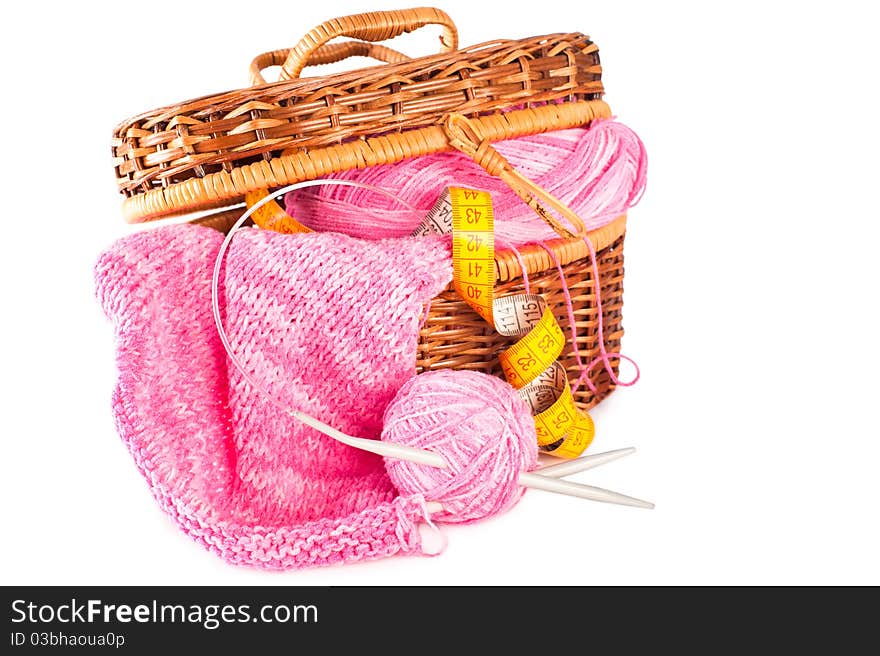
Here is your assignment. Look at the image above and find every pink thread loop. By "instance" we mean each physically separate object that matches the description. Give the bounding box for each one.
[535,235,640,397]
[574,353,641,395]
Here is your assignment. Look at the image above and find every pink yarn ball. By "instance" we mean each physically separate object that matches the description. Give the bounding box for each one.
[382,369,538,524]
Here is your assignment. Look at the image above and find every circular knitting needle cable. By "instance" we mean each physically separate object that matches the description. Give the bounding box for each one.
[211,181,653,509]
[211,180,441,467]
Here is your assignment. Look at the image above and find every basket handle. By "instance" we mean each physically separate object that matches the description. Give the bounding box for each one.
[249,40,411,86]
[275,7,458,80]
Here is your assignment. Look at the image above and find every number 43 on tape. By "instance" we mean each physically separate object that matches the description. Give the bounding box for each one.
[414,186,596,458]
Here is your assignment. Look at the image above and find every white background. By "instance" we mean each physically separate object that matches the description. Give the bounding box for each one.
[1,0,877,585]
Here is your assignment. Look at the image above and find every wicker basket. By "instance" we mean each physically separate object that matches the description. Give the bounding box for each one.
[111,7,628,410]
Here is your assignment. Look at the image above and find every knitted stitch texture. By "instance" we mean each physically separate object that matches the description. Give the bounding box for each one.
[96,223,452,569]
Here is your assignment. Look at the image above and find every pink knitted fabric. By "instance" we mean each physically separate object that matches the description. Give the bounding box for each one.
[96,223,452,569]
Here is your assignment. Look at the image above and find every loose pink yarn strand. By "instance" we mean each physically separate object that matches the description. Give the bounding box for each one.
[496,236,531,295]
[536,238,640,395]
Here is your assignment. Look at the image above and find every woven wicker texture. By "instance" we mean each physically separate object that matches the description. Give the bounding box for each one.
[113,27,603,222]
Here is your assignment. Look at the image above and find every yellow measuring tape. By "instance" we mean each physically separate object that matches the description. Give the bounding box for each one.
[425,186,595,458]
[450,188,495,324]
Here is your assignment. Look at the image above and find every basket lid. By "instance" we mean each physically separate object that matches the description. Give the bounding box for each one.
[112,8,608,224]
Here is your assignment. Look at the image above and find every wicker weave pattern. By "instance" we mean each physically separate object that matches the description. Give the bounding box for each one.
[113,33,602,212]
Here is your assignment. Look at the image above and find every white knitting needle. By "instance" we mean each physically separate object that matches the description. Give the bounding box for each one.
[294,411,444,467]
[294,412,653,509]
[538,447,636,478]
[530,447,651,510]
[519,472,653,509]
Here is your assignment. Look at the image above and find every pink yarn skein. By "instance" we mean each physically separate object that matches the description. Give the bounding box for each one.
[382,369,538,524]
[285,119,647,244]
